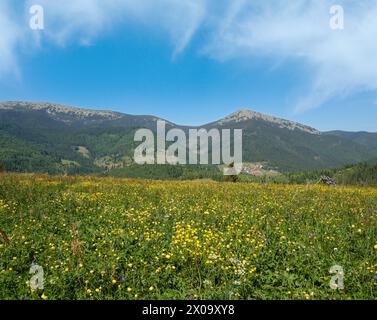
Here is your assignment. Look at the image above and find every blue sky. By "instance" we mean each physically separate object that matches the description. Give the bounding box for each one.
[1,0,377,131]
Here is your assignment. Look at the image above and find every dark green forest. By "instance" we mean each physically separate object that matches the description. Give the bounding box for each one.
[1,103,377,186]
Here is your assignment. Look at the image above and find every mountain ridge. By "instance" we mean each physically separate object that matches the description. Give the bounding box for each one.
[1,101,369,134]
[1,101,377,175]
[0,101,172,126]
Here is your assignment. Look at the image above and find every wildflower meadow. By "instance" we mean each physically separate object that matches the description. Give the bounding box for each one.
[0,174,376,300]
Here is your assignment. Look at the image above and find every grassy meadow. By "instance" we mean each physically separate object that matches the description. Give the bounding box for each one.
[0,173,376,300]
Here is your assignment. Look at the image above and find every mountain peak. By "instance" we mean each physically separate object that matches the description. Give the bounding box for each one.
[218,108,320,135]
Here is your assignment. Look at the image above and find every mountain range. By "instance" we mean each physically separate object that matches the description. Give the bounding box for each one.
[0,101,376,176]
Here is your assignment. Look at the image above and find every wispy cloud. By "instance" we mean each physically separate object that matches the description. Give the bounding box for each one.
[2,0,377,112]
[1,0,209,78]
[24,0,208,54]
[0,0,23,79]
[203,0,377,112]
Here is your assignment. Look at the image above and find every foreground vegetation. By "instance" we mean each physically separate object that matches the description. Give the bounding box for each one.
[0,174,376,300]
[286,161,377,186]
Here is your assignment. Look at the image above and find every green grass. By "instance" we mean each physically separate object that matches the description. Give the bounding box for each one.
[0,174,376,300]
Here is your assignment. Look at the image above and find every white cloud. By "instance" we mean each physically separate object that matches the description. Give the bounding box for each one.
[0,0,22,78]
[2,0,377,112]
[1,0,209,79]
[203,0,377,112]
[24,0,208,55]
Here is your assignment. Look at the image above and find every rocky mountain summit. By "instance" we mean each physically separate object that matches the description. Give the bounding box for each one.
[218,109,320,135]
